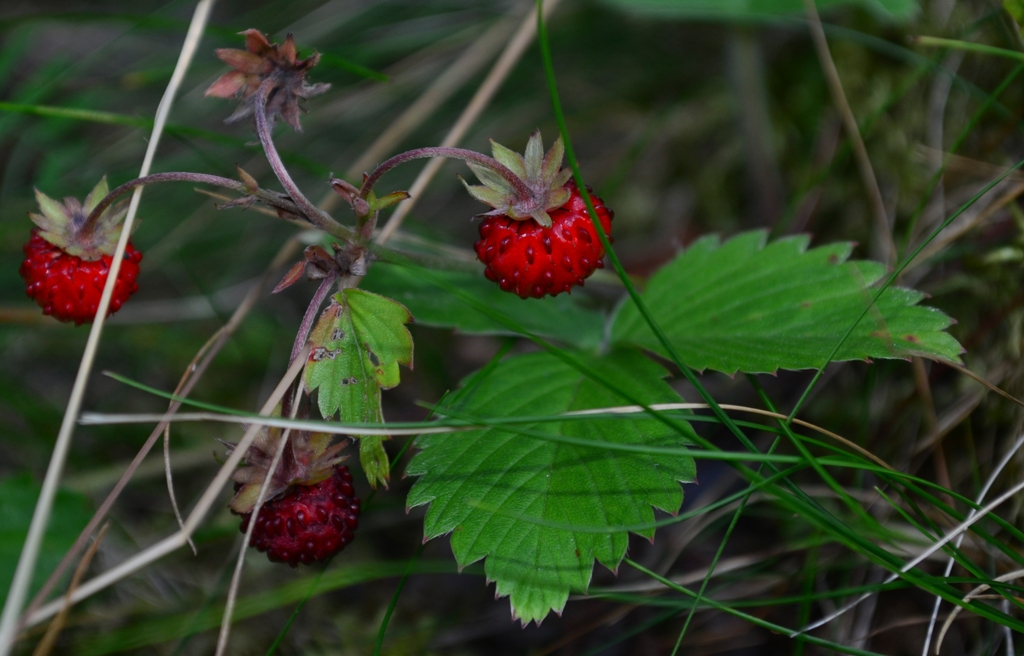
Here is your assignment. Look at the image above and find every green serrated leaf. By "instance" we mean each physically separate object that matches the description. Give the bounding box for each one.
[303,291,412,488]
[406,348,695,625]
[611,231,963,373]
[599,0,918,20]
[344,288,413,389]
[360,263,606,349]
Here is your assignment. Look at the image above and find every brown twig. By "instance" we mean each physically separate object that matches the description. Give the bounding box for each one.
[30,524,109,656]
[804,0,896,266]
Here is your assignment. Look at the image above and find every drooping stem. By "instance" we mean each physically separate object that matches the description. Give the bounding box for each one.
[252,80,346,237]
[86,172,284,222]
[359,147,531,201]
[289,270,339,369]
[84,170,359,243]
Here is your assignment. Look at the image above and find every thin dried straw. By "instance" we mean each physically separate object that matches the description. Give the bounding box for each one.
[0,2,216,651]
[793,474,1024,637]
[215,386,303,656]
[30,523,109,656]
[804,0,895,267]
[26,350,309,629]
[80,402,889,469]
[375,0,562,245]
[920,432,1024,655]
[20,236,301,631]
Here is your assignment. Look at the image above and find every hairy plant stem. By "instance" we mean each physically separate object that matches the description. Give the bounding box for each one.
[359,146,530,201]
[289,271,339,369]
[86,171,311,228]
[253,80,349,237]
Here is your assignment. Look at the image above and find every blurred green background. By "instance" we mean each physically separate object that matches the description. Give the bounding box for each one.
[3,0,1024,653]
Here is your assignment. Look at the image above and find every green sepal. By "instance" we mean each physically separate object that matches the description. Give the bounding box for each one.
[83,176,109,215]
[368,190,411,212]
[523,130,544,180]
[490,139,527,179]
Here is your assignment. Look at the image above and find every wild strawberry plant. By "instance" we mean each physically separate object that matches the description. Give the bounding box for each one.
[8,2,1017,653]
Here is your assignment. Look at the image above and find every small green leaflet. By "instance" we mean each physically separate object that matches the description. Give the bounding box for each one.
[599,0,918,20]
[305,289,413,487]
[406,349,695,625]
[611,232,962,374]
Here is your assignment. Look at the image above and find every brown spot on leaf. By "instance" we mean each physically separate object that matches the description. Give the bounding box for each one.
[311,346,341,361]
[367,350,381,367]
[904,335,920,343]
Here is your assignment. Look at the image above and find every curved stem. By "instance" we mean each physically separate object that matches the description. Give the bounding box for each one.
[253,80,346,236]
[360,147,530,201]
[289,271,338,368]
[84,170,359,243]
[87,172,307,223]
[87,172,255,223]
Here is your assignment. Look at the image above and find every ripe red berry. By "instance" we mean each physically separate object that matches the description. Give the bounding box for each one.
[460,132,614,298]
[236,465,360,567]
[474,181,613,298]
[20,230,142,325]
[20,177,142,324]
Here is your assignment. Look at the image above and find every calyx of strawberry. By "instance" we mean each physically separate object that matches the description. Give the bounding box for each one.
[461,131,572,228]
[29,177,131,261]
[226,423,348,514]
[205,29,329,131]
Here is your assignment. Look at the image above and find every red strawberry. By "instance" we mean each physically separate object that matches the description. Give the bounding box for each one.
[21,231,142,325]
[227,426,358,566]
[475,181,612,298]
[18,177,142,324]
[463,132,613,298]
[236,465,360,567]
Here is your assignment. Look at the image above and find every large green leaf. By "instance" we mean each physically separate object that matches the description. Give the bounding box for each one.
[0,474,91,596]
[611,232,962,374]
[406,349,695,625]
[599,0,918,20]
[304,289,413,487]
[360,263,605,349]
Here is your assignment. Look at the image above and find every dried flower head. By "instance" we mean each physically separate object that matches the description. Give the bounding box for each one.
[205,29,329,131]
[225,424,349,514]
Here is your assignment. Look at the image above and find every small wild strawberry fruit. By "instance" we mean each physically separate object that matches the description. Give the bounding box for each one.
[227,425,359,566]
[465,132,614,298]
[236,465,360,567]
[19,177,142,325]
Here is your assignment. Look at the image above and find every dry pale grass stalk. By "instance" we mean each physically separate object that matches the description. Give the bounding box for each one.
[29,523,109,656]
[19,235,301,634]
[804,0,896,267]
[0,2,216,651]
[920,431,1024,655]
[376,0,563,245]
[26,349,309,629]
[935,569,1024,653]
[215,386,303,656]
[795,474,1024,637]
[79,402,890,469]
